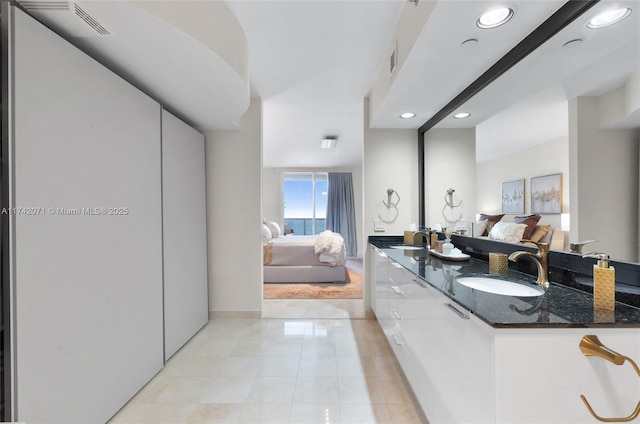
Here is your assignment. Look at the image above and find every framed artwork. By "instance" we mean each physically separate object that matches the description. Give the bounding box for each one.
[502,179,524,214]
[531,173,562,214]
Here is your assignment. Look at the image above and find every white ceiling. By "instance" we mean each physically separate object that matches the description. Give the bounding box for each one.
[367,0,566,129]
[19,0,640,167]
[18,0,250,130]
[225,0,405,168]
[228,0,569,167]
[440,0,640,163]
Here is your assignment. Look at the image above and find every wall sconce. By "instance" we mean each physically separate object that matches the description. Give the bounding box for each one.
[383,188,400,207]
[379,189,400,223]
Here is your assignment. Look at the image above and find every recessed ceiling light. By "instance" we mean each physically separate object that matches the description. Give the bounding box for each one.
[562,38,583,48]
[321,136,338,149]
[461,38,479,49]
[399,112,416,119]
[477,7,514,29]
[587,7,631,29]
[453,112,471,119]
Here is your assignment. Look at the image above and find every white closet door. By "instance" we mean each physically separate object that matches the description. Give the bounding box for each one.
[161,110,208,359]
[12,7,163,423]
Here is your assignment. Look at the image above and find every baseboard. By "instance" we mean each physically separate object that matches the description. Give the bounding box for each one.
[209,310,261,319]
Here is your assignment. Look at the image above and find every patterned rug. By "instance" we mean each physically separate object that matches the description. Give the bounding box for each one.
[263,259,363,299]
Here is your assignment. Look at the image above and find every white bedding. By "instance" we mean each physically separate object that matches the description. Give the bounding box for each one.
[267,233,346,266]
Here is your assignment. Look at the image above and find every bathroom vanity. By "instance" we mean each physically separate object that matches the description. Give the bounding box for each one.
[369,236,640,424]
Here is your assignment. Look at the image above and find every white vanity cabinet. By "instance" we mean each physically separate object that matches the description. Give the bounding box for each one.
[387,261,422,368]
[493,328,640,423]
[387,263,441,420]
[370,246,390,327]
[401,278,493,423]
[433,300,494,423]
[368,245,640,423]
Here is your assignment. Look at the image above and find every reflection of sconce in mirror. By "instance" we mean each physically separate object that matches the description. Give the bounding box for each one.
[378,188,400,223]
[442,188,463,232]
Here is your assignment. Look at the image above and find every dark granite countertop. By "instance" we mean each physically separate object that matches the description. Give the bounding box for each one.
[370,236,640,328]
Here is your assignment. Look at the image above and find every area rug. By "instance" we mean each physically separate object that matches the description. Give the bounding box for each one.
[263,260,363,299]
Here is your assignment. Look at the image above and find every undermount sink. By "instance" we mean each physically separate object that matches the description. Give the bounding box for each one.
[456,276,545,297]
[390,245,424,250]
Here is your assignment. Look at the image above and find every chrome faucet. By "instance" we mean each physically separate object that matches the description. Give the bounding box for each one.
[508,240,550,288]
[569,240,597,254]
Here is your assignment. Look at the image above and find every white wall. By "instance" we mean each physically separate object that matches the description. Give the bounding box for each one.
[363,101,419,240]
[476,136,569,231]
[363,99,418,315]
[423,128,476,228]
[262,168,282,224]
[570,96,639,262]
[205,98,263,317]
[262,165,364,257]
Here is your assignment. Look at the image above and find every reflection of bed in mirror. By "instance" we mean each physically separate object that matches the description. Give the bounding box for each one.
[456,217,565,251]
[263,233,347,283]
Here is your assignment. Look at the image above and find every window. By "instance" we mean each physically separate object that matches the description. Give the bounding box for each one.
[283,172,327,235]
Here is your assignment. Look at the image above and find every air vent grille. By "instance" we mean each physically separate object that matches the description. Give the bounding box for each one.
[74,3,110,36]
[389,44,397,76]
[20,1,69,11]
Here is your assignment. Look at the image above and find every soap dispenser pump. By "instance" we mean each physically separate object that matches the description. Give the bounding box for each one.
[583,253,615,311]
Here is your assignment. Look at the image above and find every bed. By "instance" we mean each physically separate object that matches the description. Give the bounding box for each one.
[464,214,564,250]
[263,231,347,283]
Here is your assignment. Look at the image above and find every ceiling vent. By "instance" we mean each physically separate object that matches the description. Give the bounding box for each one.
[20,1,69,11]
[389,44,397,76]
[18,1,111,37]
[73,3,110,36]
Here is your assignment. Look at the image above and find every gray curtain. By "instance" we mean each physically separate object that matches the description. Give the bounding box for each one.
[326,172,357,257]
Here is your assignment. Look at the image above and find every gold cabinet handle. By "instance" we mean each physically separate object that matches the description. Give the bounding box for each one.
[579,335,640,422]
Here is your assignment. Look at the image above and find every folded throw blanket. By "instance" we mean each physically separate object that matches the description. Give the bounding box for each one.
[314,230,346,265]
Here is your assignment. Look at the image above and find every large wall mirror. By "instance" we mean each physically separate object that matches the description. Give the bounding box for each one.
[423,1,640,264]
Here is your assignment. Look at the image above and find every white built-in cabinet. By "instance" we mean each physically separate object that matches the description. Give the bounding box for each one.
[370,244,640,424]
[161,110,208,360]
[9,7,207,423]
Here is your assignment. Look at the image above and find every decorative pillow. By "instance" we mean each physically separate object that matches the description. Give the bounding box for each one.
[513,214,542,240]
[488,222,527,243]
[530,224,551,243]
[478,213,504,236]
[263,242,272,265]
[262,224,272,243]
[265,221,281,238]
[473,220,488,237]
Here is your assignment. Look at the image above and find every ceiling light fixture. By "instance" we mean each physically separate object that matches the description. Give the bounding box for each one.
[587,7,631,29]
[453,112,471,119]
[477,7,514,29]
[562,38,583,48]
[321,136,338,149]
[461,38,479,49]
[399,112,416,119]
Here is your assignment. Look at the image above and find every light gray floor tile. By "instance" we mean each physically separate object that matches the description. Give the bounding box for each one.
[109,300,425,424]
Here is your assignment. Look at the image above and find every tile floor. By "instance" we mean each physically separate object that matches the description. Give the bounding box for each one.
[109,301,427,423]
[263,298,367,319]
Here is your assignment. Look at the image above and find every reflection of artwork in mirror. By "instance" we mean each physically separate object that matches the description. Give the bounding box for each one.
[502,179,524,214]
[531,173,562,214]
